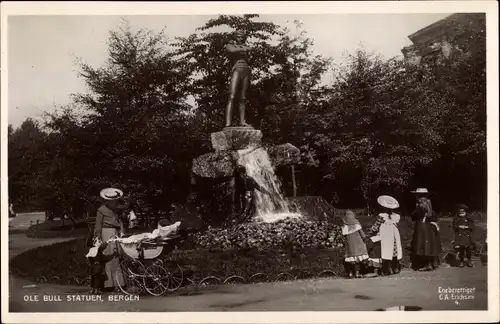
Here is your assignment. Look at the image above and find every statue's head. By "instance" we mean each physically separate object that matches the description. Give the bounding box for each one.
[237,166,247,177]
[234,30,247,43]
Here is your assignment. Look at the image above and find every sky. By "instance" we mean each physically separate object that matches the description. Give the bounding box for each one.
[7,13,450,128]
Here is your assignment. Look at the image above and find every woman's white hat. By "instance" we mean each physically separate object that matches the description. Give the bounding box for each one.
[100,188,124,200]
[410,188,429,194]
[377,195,400,209]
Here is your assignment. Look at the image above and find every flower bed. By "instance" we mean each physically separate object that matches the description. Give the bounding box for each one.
[194,218,346,250]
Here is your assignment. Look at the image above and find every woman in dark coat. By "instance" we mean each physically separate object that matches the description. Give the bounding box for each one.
[411,188,441,271]
[93,188,126,291]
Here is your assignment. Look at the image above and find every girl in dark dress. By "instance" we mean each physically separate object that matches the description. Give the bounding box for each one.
[341,210,369,278]
[452,204,475,267]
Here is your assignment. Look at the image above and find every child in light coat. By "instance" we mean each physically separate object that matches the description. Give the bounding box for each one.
[366,195,403,276]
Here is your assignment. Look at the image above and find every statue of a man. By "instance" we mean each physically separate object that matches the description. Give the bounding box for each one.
[225,30,251,128]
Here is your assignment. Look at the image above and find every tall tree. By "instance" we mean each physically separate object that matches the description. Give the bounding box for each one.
[8,118,51,210]
[303,50,443,206]
[414,13,486,209]
[47,20,197,211]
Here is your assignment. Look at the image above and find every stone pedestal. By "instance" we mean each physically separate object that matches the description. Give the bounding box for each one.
[211,127,263,151]
[190,174,235,227]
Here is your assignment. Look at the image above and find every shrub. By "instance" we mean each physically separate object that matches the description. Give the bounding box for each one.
[193,218,346,251]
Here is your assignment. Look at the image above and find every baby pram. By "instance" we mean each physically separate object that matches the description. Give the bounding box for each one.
[96,222,185,296]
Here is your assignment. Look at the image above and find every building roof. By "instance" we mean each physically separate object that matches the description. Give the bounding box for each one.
[408,13,458,45]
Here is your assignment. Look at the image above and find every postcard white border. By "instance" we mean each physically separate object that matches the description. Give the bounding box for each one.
[1,1,499,323]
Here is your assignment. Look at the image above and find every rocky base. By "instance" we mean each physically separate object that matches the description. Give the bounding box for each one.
[191,127,302,227]
[191,175,235,227]
[211,127,263,151]
[267,143,300,167]
[192,151,238,178]
[192,143,300,178]
[286,196,336,223]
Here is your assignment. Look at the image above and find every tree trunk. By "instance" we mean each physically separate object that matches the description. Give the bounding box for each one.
[291,164,297,197]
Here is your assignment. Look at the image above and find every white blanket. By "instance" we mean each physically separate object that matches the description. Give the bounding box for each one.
[108,221,181,244]
[85,237,103,258]
[86,222,181,257]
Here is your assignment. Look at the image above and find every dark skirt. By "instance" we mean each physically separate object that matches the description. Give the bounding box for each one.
[454,229,473,247]
[366,240,382,268]
[412,222,441,257]
[345,231,368,258]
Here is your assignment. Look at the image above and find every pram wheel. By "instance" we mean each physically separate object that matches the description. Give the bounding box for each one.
[116,258,145,296]
[163,261,184,291]
[143,264,169,296]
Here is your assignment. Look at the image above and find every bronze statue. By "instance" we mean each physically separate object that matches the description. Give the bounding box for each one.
[225,31,251,128]
[235,166,270,221]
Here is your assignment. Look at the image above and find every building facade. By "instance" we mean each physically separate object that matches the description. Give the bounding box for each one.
[401,13,486,65]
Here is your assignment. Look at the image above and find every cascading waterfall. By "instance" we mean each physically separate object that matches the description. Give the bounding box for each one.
[237,146,302,223]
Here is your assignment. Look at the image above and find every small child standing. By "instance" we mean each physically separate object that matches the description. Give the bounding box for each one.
[86,237,108,294]
[452,204,475,267]
[341,210,369,278]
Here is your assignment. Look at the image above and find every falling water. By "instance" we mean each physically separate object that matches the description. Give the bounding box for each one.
[237,147,302,223]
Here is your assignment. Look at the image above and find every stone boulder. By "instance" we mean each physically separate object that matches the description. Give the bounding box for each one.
[211,127,263,151]
[192,142,300,178]
[267,143,301,167]
[286,196,337,223]
[191,151,238,178]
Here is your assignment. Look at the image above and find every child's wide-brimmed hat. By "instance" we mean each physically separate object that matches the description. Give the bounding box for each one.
[341,210,360,225]
[456,203,469,211]
[410,188,431,195]
[377,195,400,209]
[100,188,124,201]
